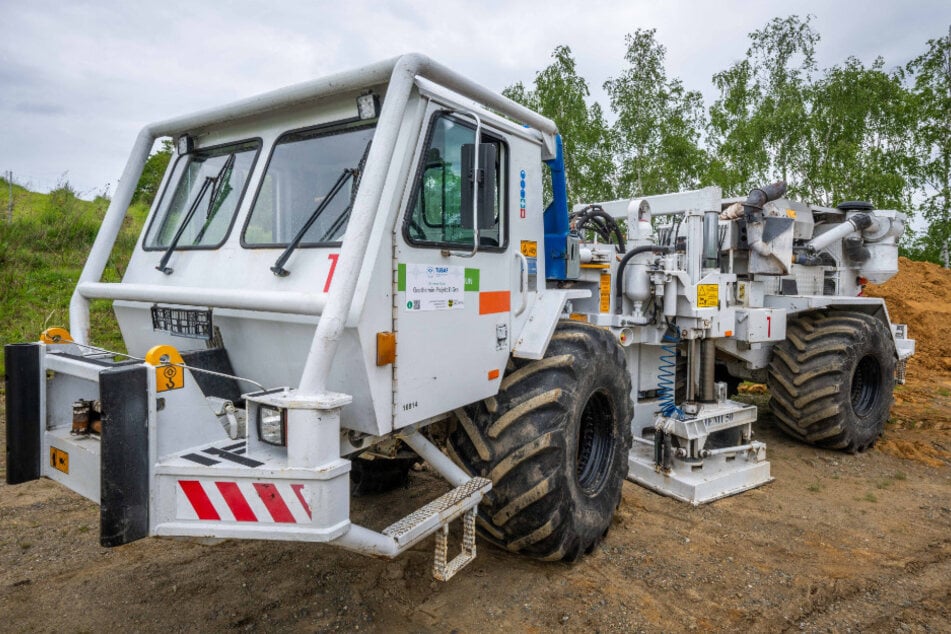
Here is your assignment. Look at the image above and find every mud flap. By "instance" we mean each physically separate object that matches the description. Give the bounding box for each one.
[4,343,42,485]
[99,365,150,547]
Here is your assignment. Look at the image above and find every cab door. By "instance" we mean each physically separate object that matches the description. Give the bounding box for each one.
[393,109,516,427]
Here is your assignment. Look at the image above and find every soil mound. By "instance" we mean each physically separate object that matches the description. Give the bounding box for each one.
[865,257,951,376]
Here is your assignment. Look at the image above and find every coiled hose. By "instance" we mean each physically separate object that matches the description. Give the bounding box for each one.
[658,329,684,419]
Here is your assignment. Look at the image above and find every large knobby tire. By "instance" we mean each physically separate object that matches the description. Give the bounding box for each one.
[767,311,896,452]
[446,320,633,561]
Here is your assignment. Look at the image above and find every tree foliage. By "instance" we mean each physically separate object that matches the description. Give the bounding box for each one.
[133,139,173,205]
[503,18,949,258]
[905,28,951,262]
[804,56,919,209]
[502,46,614,205]
[707,15,819,196]
[605,29,708,196]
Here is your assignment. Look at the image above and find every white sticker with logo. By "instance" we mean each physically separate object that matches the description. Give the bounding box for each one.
[405,264,465,311]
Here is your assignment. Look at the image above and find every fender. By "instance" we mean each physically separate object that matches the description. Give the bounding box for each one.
[511,288,591,360]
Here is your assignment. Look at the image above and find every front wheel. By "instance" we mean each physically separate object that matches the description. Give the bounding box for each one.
[446,321,633,561]
[767,311,896,452]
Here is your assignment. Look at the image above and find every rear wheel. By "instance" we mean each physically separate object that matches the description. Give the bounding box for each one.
[767,311,896,452]
[447,320,633,561]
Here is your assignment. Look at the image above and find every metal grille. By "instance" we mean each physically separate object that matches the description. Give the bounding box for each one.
[151,306,213,339]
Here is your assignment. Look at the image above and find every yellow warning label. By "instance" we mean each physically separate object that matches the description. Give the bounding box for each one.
[50,447,69,474]
[520,240,537,258]
[600,273,612,313]
[157,364,184,392]
[697,284,719,308]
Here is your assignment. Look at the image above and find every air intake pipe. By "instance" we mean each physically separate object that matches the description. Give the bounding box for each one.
[743,180,788,223]
[807,213,873,253]
[793,213,876,266]
[744,181,790,274]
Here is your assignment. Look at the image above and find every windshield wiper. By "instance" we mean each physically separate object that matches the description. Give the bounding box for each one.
[319,203,352,242]
[193,153,235,245]
[270,168,357,277]
[156,154,236,275]
[318,140,371,243]
[155,176,214,274]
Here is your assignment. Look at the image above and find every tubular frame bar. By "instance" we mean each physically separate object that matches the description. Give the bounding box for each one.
[77,282,327,316]
[69,55,558,399]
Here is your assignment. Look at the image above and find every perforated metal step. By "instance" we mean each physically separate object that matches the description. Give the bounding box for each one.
[382,476,491,547]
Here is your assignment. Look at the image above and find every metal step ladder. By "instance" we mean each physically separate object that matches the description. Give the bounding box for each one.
[382,476,490,580]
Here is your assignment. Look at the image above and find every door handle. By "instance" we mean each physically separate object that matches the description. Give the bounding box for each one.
[514,252,528,317]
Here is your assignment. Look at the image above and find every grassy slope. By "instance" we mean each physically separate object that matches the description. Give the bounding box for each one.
[0,179,147,375]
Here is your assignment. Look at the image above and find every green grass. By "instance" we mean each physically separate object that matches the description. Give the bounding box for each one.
[0,178,147,375]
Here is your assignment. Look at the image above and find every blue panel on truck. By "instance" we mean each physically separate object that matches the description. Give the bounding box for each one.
[543,134,570,280]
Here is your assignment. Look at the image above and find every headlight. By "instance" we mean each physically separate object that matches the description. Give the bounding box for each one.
[257,406,287,446]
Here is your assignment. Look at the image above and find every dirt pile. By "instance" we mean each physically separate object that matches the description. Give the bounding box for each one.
[863,257,951,438]
[865,257,951,376]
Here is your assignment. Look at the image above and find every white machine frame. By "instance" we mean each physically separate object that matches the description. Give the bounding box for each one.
[6,54,916,581]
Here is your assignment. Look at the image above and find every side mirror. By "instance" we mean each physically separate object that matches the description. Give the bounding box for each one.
[460,143,497,230]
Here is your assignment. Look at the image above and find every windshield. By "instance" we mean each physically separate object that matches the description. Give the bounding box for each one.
[145,140,260,249]
[243,123,375,246]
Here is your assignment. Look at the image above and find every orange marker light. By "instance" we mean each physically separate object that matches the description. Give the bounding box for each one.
[376,332,396,366]
[488,369,500,381]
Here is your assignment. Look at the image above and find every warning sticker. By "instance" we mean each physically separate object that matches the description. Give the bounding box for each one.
[404,264,465,311]
[599,273,612,313]
[50,447,69,474]
[697,284,719,308]
[157,364,184,392]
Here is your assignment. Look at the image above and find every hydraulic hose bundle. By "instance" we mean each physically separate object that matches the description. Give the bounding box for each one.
[570,205,625,252]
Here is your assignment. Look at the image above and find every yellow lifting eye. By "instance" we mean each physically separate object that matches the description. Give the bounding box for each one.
[145,344,186,392]
[40,327,74,344]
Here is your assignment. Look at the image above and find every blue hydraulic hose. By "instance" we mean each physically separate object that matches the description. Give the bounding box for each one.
[658,330,684,419]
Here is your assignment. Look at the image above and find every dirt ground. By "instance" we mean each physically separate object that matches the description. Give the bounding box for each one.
[2,259,950,633]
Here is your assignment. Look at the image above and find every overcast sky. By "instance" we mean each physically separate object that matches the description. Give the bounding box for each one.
[1,0,948,199]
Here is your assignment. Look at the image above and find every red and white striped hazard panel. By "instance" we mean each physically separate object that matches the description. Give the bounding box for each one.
[177,480,312,523]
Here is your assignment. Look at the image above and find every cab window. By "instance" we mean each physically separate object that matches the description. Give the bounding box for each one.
[243,123,374,246]
[145,140,260,249]
[404,113,506,249]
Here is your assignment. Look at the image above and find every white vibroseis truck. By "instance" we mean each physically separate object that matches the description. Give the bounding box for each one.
[5,54,914,580]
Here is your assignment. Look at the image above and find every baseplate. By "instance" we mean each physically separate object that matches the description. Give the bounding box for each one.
[627,442,772,505]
